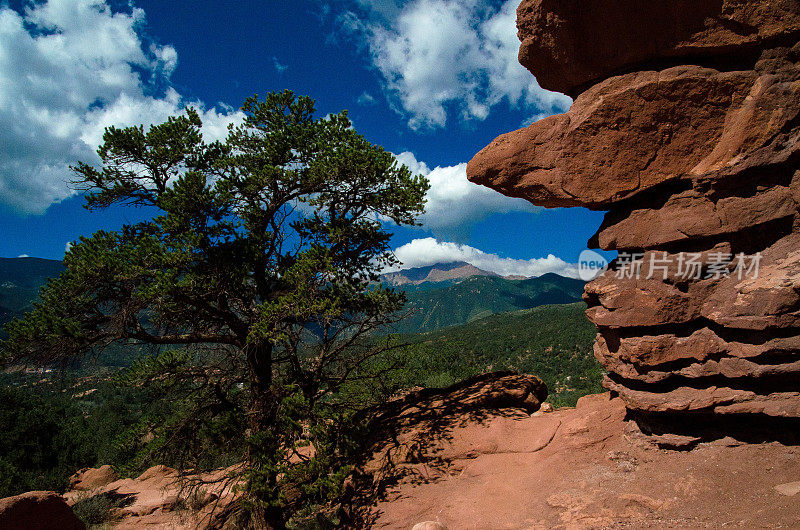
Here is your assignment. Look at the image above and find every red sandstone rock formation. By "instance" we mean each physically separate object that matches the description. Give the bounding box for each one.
[61,464,241,529]
[468,0,800,435]
[517,0,800,97]
[69,465,118,492]
[7,377,798,528]
[0,491,85,530]
[48,374,543,529]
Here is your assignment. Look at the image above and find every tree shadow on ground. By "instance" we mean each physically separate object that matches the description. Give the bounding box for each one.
[342,371,546,528]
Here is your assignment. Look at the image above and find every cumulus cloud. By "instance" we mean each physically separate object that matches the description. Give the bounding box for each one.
[394,151,537,240]
[0,0,243,214]
[390,238,579,278]
[340,0,571,129]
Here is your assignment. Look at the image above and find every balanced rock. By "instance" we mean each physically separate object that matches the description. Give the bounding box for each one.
[468,0,800,438]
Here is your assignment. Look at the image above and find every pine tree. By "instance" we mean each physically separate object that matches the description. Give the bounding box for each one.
[1,90,428,527]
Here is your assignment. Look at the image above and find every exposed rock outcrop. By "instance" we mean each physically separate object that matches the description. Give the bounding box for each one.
[62,464,241,529]
[517,0,800,97]
[0,491,85,530]
[69,465,118,491]
[468,0,800,437]
[9,373,544,529]
[370,393,800,528]
[8,382,799,528]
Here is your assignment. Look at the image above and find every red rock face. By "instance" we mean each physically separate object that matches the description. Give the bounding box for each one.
[517,0,800,97]
[68,464,118,491]
[468,0,800,432]
[0,491,85,530]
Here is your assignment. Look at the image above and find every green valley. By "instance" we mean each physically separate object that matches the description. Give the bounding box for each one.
[395,302,602,407]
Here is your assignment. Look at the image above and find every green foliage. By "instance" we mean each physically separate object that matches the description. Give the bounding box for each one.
[394,303,604,407]
[71,493,128,526]
[0,89,604,525]
[115,348,191,387]
[0,382,79,497]
[0,373,153,498]
[0,303,603,515]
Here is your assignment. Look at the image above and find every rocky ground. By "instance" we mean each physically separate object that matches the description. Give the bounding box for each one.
[2,382,798,529]
[369,392,800,529]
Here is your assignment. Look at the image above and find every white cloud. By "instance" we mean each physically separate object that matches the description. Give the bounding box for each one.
[341,0,571,129]
[390,238,579,278]
[0,0,243,215]
[394,151,538,240]
[357,91,376,105]
[17,254,29,258]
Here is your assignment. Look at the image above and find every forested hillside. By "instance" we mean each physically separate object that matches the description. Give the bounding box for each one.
[0,300,603,498]
[0,258,64,335]
[396,302,602,406]
[393,273,585,333]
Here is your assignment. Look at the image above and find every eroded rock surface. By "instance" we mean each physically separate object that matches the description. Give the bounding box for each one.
[62,464,240,529]
[468,0,800,436]
[69,465,118,491]
[7,383,799,528]
[0,491,85,530]
[517,0,800,96]
[369,393,800,528]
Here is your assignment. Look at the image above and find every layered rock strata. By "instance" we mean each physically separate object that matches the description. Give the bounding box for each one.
[468,0,800,435]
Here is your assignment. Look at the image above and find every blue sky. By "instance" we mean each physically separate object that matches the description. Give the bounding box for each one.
[0,0,608,277]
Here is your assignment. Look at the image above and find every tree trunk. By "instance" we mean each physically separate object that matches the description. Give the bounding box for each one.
[244,340,286,529]
[246,340,275,430]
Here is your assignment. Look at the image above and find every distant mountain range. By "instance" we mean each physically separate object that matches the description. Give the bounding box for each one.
[0,257,64,335]
[0,257,585,341]
[381,261,528,286]
[382,261,499,286]
[382,262,585,333]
